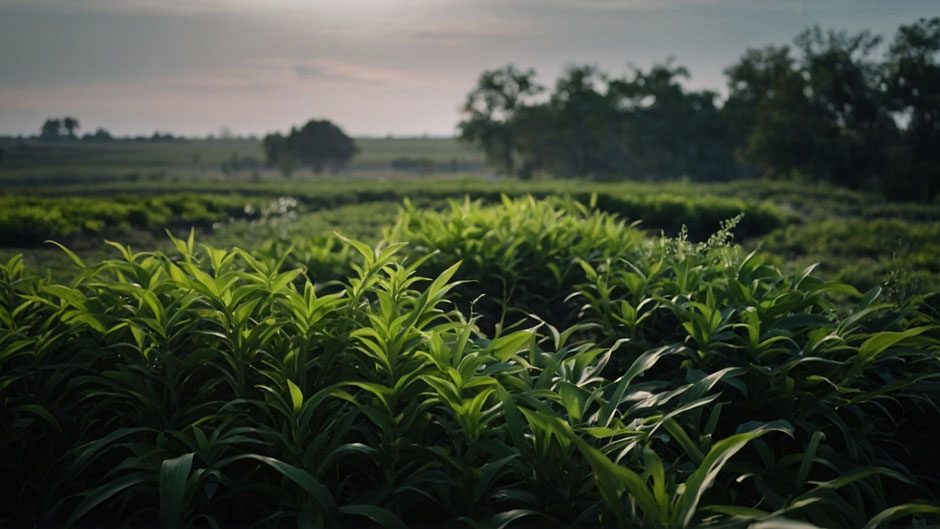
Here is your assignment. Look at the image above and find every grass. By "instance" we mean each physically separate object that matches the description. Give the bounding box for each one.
[1,196,938,528]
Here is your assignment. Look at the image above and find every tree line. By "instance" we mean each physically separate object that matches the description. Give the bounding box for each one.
[459,18,940,200]
[37,117,115,142]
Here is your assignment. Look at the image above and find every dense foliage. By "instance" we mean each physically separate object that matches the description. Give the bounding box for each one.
[460,18,940,200]
[2,198,938,528]
[4,177,938,295]
[262,120,358,176]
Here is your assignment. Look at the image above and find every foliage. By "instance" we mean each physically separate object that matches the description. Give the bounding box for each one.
[39,117,81,141]
[262,120,358,175]
[2,198,938,528]
[0,194,298,247]
[458,17,940,200]
[760,218,940,295]
[458,65,543,177]
[883,17,940,199]
[459,63,735,181]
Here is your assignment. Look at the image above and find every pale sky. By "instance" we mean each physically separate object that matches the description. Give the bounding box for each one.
[1,0,938,137]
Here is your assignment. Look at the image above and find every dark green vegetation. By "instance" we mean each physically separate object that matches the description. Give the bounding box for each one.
[459,18,940,200]
[1,165,937,296]
[262,120,358,176]
[2,196,939,528]
[2,17,938,525]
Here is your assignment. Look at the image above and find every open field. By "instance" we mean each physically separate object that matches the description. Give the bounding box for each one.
[0,137,487,185]
[2,139,939,528]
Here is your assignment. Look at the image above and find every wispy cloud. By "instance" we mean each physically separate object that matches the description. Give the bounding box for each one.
[0,0,222,15]
[503,0,804,12]
[290,60,421,86]
[293,63,382,85]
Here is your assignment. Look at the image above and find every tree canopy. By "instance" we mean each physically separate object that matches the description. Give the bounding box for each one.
[39,117,81,141]
[458,17,940,200]
[262,119,357,176]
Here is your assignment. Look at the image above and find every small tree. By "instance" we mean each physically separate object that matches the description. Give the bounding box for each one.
[40,119,63,141]
[63,117,80,139]
[262,120,357,175]
[458,65,543,177]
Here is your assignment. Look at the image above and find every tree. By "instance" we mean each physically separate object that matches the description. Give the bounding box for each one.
[610,62,736,180]
[292,120,357,173]
[465,62,736,181]
[458,65,543,176]
[262,120,357,176]
[794,27,895,188]
[262,133,294,176]
[547,65,620,177]
[39,119,63,141]
[724,27,896,189]
[884,17,940,198]
[722,45,797,167]
[63,117,80,139]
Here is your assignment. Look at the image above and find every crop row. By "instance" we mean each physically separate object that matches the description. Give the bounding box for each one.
[0,194,299,247]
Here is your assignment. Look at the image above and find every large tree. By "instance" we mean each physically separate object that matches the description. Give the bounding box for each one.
[39,119,63,141]
[63,117,80,139]
[458,65,543,177]
[724,27,896,188]
[884,17,940,198]
[611,62,736,180]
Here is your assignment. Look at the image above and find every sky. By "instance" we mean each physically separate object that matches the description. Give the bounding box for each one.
[1,0,938,138]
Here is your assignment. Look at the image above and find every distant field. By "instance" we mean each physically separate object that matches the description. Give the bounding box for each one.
[0,137,487,185]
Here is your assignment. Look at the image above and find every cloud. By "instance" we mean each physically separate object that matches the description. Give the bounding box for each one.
[0,0,221,15]
[413,30,479,42]
[293,63,383,85]
[501,0,811,12]
[291,60,412,86]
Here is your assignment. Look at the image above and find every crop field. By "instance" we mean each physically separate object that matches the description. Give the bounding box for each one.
[0,137,487,186]
[2,140,940,528]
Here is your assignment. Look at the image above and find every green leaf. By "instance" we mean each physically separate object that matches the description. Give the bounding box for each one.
[599,343,673,427]
[339,504,409,529]
[551,412,659,525]
[673,420,793,528]
[66,473,150,528]
[751,518,825,529]
[45,240,86,269]
[160,453,195,529]
[796,431,824,490]
[458,509,541,529]
[486,330,533,362]
[858,327,934,366]
[287,379,304,414]
[861,502,940,529]
[238,454,336,513]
